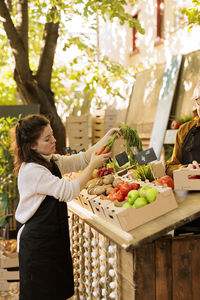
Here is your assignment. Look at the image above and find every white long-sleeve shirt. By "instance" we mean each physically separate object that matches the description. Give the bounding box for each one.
[16,152,88,250]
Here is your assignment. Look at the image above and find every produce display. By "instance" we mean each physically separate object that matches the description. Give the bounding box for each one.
[69,125,179,231]
[85,174,121,195]
[92,167,114,178]
[95,125,143,169]
[124,186,159,208]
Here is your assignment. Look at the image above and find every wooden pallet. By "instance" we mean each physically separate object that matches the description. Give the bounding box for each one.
[0,252,19,292]
[66,115,89,152]
[92,108,117,144]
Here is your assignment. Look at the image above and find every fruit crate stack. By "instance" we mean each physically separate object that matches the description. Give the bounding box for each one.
[92,108,117,145]
[0,239,19,292]
[66,115,89,152]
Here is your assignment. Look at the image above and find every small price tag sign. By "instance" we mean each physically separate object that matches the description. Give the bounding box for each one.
[115,151,129,167]
[135,147,157,165]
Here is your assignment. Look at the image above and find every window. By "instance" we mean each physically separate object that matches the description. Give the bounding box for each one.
[157,0,165,39]
[132,14,139,53]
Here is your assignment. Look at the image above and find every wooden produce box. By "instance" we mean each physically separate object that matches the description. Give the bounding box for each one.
[66,115,89,152]
[92,108,117,144]
[0,251,19,292]
[173,168,200,190]
[103,185,178,232]
[0,252,19,269]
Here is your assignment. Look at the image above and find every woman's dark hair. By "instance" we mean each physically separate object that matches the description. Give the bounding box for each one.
[11,114,53,175]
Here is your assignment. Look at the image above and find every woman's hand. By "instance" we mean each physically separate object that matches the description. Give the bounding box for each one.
[104,128,121,142]
[188,160,200,169]
[77,151,112,191]
[89,151,111,169]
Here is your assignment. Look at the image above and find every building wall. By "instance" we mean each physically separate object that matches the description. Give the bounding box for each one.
[99,0,200,69]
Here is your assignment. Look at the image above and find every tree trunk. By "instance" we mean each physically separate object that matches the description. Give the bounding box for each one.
[15,72,66,154]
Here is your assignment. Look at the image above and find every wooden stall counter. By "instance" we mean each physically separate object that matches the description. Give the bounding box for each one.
[69,191,200,250]
[68,191,200,300]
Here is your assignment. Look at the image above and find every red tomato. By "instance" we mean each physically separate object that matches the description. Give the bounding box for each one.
[130,182,140,190]
[170,120,181,130]
[112,192,125,202]
[116,181,125,190]
[160,175,174,189]
[109,193,116,201]
[109,188,119,195]
[152,178,165,186]
[120,182,133,196]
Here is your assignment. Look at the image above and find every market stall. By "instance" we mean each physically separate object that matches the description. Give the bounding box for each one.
[68,191,200,300]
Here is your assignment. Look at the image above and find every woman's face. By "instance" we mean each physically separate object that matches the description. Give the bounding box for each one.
[31,124,56,155]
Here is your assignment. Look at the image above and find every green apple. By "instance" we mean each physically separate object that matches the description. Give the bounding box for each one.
[122,202,132,208]
[127,190,140,205]
[145,188,159,203]
[134,197,148,209]
[139,186,151,198]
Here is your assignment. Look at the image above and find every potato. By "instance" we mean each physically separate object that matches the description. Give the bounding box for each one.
[112,177,123,188]
[92,169,99,179]
[87,187,96,195]
[85,178,99,188]
[87,182,98,190]
[103,174,114,185]
[106,186,114,195]
[93,186,106,195]
[96,178,104,185]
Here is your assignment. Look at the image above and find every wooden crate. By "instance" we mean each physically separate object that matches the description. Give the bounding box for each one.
[92,108,117,144]
[0,251,19,292]
[66,115,89,152]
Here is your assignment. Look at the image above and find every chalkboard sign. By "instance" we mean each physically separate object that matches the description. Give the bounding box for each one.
[115,151,129,167]
[150,55,182,159]
[135,147,157,165]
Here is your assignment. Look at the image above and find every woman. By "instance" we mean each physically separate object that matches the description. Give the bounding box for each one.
[166,82,200,234]
[12,114,120,300]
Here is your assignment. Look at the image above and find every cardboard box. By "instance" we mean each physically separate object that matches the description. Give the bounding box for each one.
[79,189,96,212]
[71,196,83,207]
[89,197,110,218]
[102,185,178,232]
[173,168,200,190]
[150,161,166,179]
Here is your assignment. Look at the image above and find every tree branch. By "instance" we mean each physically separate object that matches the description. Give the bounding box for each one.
[0,0,31,81]
[36,21,59,91]
[16,0,29,54]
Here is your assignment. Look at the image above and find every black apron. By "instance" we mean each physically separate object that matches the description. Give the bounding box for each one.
[19,160,74,300]
[175,125,200,235]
